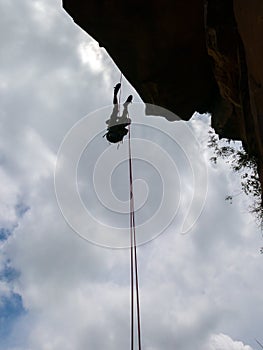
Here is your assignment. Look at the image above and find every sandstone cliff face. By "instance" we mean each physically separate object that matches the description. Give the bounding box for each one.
[63,0,263,195]
[233,0,263,189]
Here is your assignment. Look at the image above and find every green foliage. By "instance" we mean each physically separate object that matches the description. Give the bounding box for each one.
[208,130,263,230]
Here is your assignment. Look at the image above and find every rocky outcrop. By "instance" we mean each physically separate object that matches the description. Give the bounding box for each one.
[233,0,263,189]
[205,0,263,192]
[63,0,263,196]
[63,0,218,119]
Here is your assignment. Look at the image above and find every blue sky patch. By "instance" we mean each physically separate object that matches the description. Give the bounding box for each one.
[0,261,20,283]
[15,202,30,218]
[0,292,26,339]
[0,228,12,241]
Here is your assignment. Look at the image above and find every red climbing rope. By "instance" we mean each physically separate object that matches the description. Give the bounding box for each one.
[115,74,141,349]
[128,125,142,350]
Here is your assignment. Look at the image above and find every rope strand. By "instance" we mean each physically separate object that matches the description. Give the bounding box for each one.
[129,124,134,350]
[128,125,142,350]
[117,76,141,349]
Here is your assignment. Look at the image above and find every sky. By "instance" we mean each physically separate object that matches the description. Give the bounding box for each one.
[0,0,263,349]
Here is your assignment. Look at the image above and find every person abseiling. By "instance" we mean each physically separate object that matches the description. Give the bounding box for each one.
[104,83,133,144]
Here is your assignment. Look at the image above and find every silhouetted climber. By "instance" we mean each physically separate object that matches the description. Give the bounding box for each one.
[103,83,132,143]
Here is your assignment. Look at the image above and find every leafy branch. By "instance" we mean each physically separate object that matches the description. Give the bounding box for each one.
[208,130,263,230]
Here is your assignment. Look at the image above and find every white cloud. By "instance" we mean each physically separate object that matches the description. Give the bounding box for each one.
[0,1,262,350]
[207,333,253,350]
[0,168,18,228]
[78,41,104,72]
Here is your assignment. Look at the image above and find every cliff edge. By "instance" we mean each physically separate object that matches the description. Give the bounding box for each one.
[63,0,263,198]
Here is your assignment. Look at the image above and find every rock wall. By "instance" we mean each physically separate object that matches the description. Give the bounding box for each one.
[63,0,218,120]
[63,0,263,195]
[234,0,263,189]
